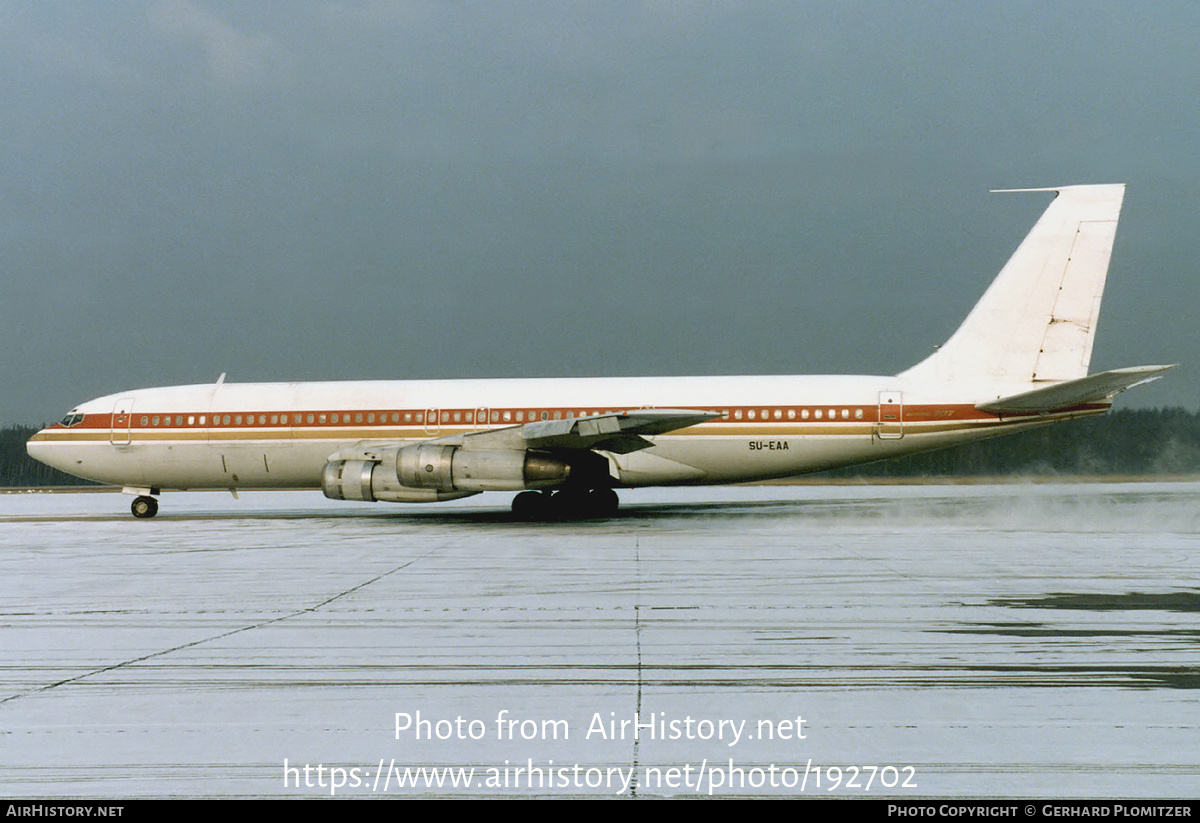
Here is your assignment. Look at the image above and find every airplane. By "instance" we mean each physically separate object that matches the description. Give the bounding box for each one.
[27,183,1174,520]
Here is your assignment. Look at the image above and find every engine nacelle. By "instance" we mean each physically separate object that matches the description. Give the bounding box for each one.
[321,458,478,503]
[396,444,572,492]
[322,445,592,503]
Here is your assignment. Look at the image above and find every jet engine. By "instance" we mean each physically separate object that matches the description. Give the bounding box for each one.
[322,444,596,503]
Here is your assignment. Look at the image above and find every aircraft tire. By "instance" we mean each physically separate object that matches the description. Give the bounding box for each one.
[513,488,619,520]
[550,488,590,519]
[587,487,619,517]
[131,495,159,519]
[511,490,550,520]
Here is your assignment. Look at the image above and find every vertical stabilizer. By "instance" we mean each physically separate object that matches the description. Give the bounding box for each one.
[900,184,1125,386]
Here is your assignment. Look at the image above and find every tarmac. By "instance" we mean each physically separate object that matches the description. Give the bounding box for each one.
[2,482,1198,797]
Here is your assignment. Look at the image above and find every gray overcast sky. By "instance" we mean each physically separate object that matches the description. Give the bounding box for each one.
[3,1,1197,424]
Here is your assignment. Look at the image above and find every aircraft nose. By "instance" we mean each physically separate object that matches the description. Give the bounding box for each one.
[26,430,63,471]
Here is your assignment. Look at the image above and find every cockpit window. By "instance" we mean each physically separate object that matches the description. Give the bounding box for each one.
[59,411,85,427]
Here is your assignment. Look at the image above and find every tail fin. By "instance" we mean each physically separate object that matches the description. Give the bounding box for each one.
[901,184,1125,386]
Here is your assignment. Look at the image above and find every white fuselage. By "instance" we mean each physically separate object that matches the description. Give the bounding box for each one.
[26,373,1100,493]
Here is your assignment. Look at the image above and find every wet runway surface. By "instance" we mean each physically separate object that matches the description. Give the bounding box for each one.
[2,483,1199,797]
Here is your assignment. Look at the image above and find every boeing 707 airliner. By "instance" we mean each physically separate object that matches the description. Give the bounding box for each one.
[27,184,1174,518]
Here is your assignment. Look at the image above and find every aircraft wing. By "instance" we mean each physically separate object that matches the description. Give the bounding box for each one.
[474,408,723,454]
[976,365,1177,415]
[327,408,723,464]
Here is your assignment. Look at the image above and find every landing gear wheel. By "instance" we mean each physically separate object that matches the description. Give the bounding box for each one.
[512,488,620,520]
[587,487,619,517]
[512,490,550,520]
[131,495,159,519]
[550,488,589,519]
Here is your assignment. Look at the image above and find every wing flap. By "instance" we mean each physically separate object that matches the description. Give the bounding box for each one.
[518,408,722,453]
[976,365,1177,415]
[446,408,721,454]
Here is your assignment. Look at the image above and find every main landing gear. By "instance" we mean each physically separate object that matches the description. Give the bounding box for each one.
[511,487,619,520]
[131,495,159,519]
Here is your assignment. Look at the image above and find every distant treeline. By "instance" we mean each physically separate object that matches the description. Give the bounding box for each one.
[3,408,1200,487]
[819,407,1200,479]
[1,425,100,486]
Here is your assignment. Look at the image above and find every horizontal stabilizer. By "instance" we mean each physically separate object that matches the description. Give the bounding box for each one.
[976,365,1177,415]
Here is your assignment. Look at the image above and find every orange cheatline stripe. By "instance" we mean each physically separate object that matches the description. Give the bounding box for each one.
[40,401,1108,442]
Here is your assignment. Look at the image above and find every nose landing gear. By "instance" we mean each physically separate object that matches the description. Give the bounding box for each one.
[131,495,159,519]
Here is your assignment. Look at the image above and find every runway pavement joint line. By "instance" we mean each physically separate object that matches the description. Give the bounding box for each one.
[0,544,446,705]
